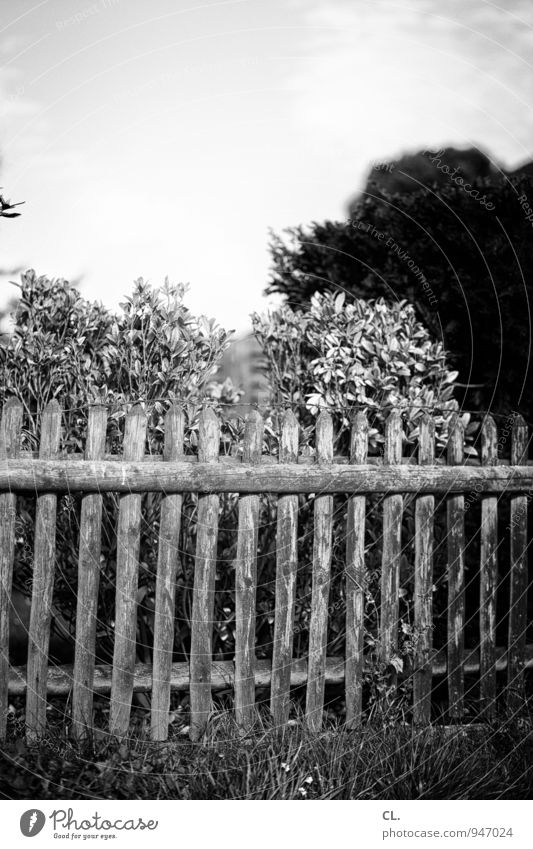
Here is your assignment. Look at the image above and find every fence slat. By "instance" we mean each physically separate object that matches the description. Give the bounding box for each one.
[72,405,108,740]
[413,414,435,725]
[271,410,299,728]
[345,411,368,728]
[0,399,23,740]
[109,404,147,737]
[447,413,466,720]
[151,405,185,740]
[190,408,220,741]
[26,401,62,741]
[507,414,528,711]
[479,415,498,720]
[305,412,334,731]
[380,411,403,679]
[235,410,264,731]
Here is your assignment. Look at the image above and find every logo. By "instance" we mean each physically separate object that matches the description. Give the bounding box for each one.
[20,810,46,837]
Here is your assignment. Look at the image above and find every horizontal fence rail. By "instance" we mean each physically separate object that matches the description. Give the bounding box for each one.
[1,461,533,493]
[0,399,531,743]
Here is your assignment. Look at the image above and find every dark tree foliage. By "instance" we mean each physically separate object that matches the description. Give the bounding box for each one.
[266,158,533,417]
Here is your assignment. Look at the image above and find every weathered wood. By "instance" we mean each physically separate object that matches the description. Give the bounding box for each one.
[380,411,403,675]
[235,411,264,731]
[109,405,147,737]
[71,406,107,740]
[507,414,529,710]
[305,412,334,731]
[446,414,466,720]
[479,416,498,721]
[345,411,368,728]
[26,401,62,741]
[0,398,23,740]
[413,415,435,725]
[271,410,299,728]
[3,460,533,494]
[9,644,533,696]
[189,408,220,741]
[151,405,185,740]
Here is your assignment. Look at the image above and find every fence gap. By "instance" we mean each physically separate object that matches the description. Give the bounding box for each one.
[305,411,334,732]
[380,410,403,686]
[235,410,264,732]
[26,400,62,741]
[345,410,368,728]
[413,414,435,725]
[109,404,148,737]
[72,405,108,740]
[0,399,23,741]
[479,415,498,721]
[189,408,220,741]
[507,414,529,711]
[271,409,299,729]
[151,404,185,741]
[446,413,466,720]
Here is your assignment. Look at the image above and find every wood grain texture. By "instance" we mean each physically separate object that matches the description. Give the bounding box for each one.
[305,412,334,731]
[380,411,403,677]
[345,411,368,728]
[446,414,466,720]
[0,399,23,740]
[151,405,185,740]
[2,460,533,494]
[9,645,533,696]
[109,404,147,737]
[235,410,264,731]
[479,416,498,721]
[26,401,62,741]
[189,408,220,741]
[270,410,299,728]
[72,406,107,740]
[413,415,435,725]
[507,415,529,710]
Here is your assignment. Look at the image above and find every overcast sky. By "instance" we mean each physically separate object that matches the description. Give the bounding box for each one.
[1,0,533,334]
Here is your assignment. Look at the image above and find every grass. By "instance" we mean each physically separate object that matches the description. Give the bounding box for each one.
[1,704,532,800]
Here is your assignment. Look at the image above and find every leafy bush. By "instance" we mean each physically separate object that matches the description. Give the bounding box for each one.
[1,271,243,666]
[253,291,461,452]
[0,270,238,450]
[251,292,467,694]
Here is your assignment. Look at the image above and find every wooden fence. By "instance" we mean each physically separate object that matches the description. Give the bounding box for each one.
[0,398,531,742]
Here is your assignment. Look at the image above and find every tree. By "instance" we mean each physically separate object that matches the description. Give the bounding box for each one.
[266,150,533,417]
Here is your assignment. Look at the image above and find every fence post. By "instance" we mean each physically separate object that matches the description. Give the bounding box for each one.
[446,413,466,720]
[507,414,528,711]
[380,411,403,682]
[151,404,185,740]
[305,411,333,732]
[0,398,23,741]
[26,400,62,741]
[72,405,108,740]
[479,415,498,721]
[109,403,147,737]
[235,410,264,732]
[345,410,368,728]
[413,413,435,725]
[190,408,220,741]
[271,410,299,729]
